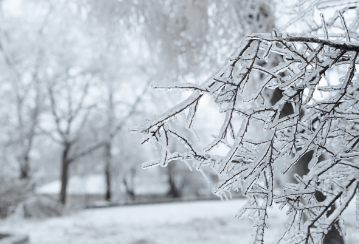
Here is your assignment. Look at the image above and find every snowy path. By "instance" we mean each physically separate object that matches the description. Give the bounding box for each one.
[0,199,358,244]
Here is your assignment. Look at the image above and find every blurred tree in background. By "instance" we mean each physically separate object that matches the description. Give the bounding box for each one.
[0,0,277,216]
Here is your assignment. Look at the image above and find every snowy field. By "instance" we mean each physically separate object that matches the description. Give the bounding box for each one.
[1,199,359,244]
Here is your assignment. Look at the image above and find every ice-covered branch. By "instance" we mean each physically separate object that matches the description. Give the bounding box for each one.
[133,11,359,243]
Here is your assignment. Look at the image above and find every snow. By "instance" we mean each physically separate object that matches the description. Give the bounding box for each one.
[1,199,358,244]
[134,177,169,196]
[0,199,258,244]
[35,174,169,196]
[36,175,106,195]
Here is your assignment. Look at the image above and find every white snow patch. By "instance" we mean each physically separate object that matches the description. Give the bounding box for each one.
[36,175,105,195]
[2,199,358,244]
[36,174,169,196]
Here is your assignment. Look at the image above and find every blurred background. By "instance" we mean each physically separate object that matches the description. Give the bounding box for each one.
[0,0,277,213]
[1,0,358,243]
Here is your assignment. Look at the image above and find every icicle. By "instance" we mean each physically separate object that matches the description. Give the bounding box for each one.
[188,126,200,142]
[308,155,318,169]
[149,139,158,149]
[227,190,233,199]
[337,218,346,237]
[198,168,210,183]
[183,159,193,171]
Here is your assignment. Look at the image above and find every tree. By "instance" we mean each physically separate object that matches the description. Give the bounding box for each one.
[136,0,275,81]
[0,0,49,180]
[133,2,359,244]
[32,0,150,204]
[44,74,105,204]
[101,76,150,201]
[80,0,277,202]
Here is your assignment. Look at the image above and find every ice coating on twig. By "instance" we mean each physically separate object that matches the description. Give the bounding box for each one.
[133,9,359,244]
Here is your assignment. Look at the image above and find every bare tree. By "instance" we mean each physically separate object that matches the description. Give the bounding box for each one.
[43,74,104,204]
[3,57,42,180]
[102,78,150,201]
[0,6,49,179]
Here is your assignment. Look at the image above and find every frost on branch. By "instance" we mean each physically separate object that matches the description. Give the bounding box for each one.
[132,14,359,244]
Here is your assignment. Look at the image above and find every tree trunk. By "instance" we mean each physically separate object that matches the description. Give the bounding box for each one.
[59,143,71,205]
[19,154,30,180]
[166,163,181,198]
[123,171,135,201]
[104,142,112,201]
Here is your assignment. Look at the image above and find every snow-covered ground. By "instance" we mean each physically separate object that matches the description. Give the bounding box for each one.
[1,199,359,244]
[36,174,169,197]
